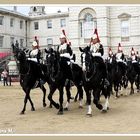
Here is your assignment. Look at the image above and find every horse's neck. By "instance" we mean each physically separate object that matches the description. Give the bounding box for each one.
[19,60,29,73]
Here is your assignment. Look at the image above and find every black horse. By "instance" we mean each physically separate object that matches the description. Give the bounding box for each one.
[12,44,50,114]
[45,48,83,115]
[125,58,137,95]
[132,61,140,92]
[109,55,126,98]
[79,46,110,117]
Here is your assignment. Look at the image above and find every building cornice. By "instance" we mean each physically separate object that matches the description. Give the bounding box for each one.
[0,8,69,21]
[29,12,69,20]
[0,8,30,20]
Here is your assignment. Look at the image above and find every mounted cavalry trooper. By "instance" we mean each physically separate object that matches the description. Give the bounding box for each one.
[116,43,125,63]
[28,36,45,85]
[90,29,104,57]
[28,36,41,63]
[131,47,137,63]
[136,51,139,59]
[90,28,109,88]
[58,30,76,103]
[59,30,74,64]
[115,43,126,76]
[107,47,113,63]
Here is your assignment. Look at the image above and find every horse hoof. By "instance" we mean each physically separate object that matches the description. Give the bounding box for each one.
[56,103,60,109]
[79,106,83,109]
[97,104,103,110]
[86,114,92,117]
[70,97,74,100]
[102,109,107,113]
[49,105,53,108]
[31,108,35,111]
[43,103,47,107]
[64,108,68,111]
[115,96,119,99]
[74,99,77,102]
[20,111,25,115]
[57,111,63,115]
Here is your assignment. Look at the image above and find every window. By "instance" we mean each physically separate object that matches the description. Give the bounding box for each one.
[33,7,37,12]
[121,20,129,41]
[0,16,4,25]
[60,19,66,27]
[47,38,53,45]
[20,20,23,29]
[10,37,14,45]
[34,22,39,30]
[10,18,14,27]
[0,36,4,47]
[20,39,24,47]
[84,13,94,38]
[47,20,52,29]
[80,22,83,37]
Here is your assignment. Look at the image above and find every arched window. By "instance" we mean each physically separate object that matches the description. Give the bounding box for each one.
[84,13,94,38]
[79,8,97,39]
[85,13,93,22]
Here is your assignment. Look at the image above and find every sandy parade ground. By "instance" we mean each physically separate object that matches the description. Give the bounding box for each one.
[0,81,140,134]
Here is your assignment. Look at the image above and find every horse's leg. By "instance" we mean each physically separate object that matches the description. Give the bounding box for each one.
[48,85,59,109]
[28,94,35,111]
[73,84,83,108]
[78,85,83,109]
[137,74,140,92]
[40,85,47,107]
[64,80,71,111]
[120,81,123,96]
[49,102,53,108]
[93,88,103,111]
[130,81,134,95]
[114,84,119,98]
[124,76,128,89]
[57,86,64,115]
[20,88,30,114]
[102,88,110,112]
[109,81,113,95]
[85,89,92,117]
[74,92,79,102]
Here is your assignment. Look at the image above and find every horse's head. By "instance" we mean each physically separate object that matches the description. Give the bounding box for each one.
[17,49,26,62]
[45,47,59,78]
[79,46,93,72]
[112,54,117,64]
[12,43,19,58]
[45,48,57,66]
[12,44,26,62]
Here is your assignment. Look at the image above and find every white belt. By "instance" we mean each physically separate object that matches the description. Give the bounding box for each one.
[28,58,38,62]
[60,53,70,59]
[92,53,101,57]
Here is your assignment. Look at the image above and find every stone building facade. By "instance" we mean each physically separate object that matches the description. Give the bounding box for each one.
[0,6,140,63]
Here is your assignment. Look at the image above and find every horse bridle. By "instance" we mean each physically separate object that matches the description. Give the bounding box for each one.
[48,51,60,82]
[81,52,96,82]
